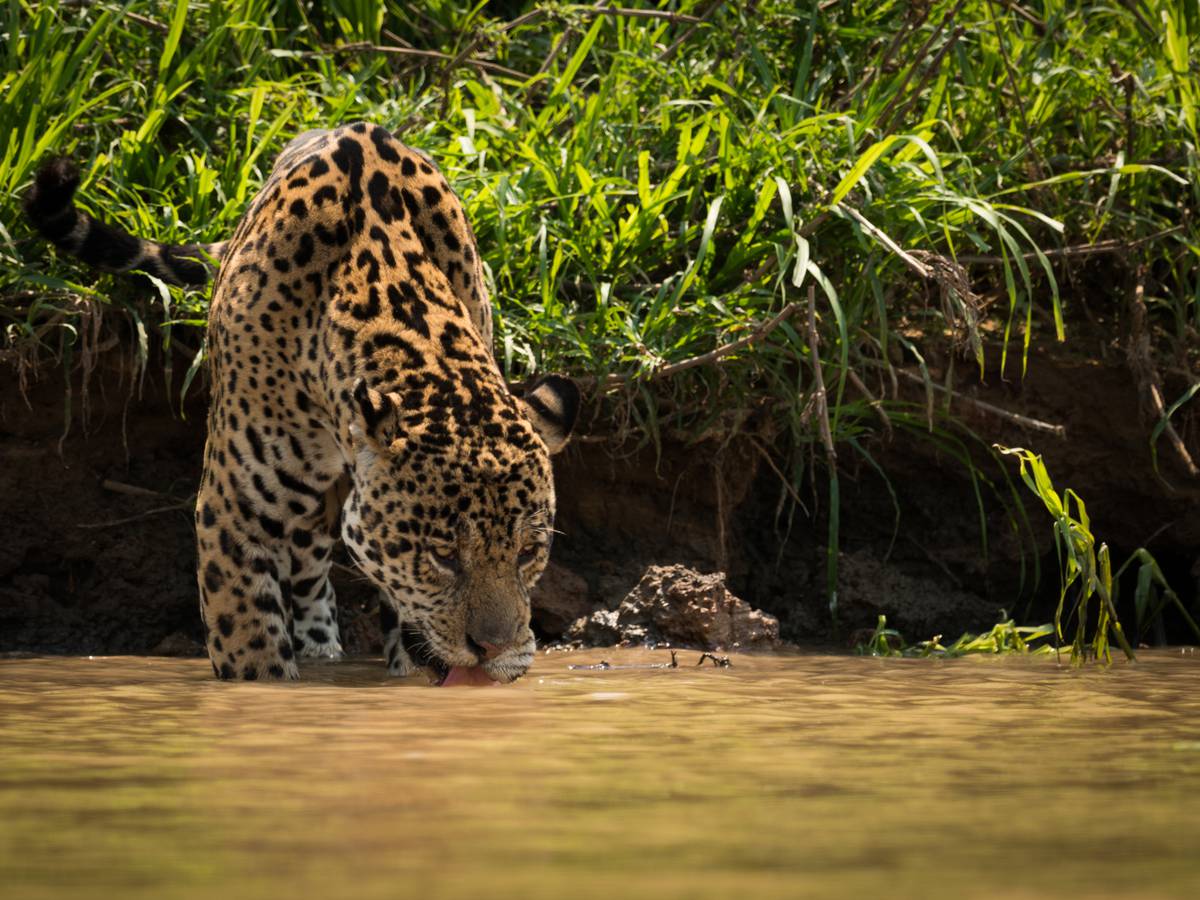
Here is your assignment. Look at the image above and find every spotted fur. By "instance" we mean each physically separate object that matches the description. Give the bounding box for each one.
[26,123,579,682]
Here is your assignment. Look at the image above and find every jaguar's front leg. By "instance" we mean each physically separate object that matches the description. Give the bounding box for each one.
[194,432,346,680]
[290,474,351,660]
[195,481,298,680]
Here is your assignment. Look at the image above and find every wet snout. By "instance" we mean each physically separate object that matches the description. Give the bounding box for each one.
[464,593,534,681]
[465,604,527,660]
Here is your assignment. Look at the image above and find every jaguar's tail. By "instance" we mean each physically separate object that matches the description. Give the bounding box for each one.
[23,158,227,287]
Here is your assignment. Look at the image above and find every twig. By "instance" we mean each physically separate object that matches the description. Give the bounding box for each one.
[1148,381,1198,478]
[874,1,965,135]
[1108,62,1137,160]
[998,0,1046,32]
[61,1,170,34]
[806,285,837,464]
[891,366,1066,437]
[837,204,931,278]
[839,4,932,107]
[591,301,802,389]
[567,652,685,670]
[122,9,169,34]
[101,479,177,500]
[747,435,811,516]
[322,41,529,80]
[740,209,834,287]
[538,25,575,76]
[1127,267,1199,480]
[1116,0,1155,35]
[878,25,964,136]
[713,453,729,575]
[659,0,726,62]
[846,368,893,439]
[76,503,193,530]
[439,30,490,105]
[498,8,548,33]
[955,226,1182,264]
[1000,0,1046,33]
[986,0,1046,180]
[571,6,703,24]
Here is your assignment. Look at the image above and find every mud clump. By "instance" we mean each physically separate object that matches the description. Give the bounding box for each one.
[567,564,780,650]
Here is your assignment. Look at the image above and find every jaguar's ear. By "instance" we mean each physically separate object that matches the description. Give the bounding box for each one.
[352,378,401,449]
[520,375,580,455]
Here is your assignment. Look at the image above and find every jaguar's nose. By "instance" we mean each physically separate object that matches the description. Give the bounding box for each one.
[467,634,518,661]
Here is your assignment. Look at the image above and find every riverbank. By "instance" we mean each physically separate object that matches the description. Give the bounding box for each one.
[3,341,1196,658]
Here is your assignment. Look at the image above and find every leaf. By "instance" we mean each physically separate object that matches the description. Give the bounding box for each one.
[158,0,189,81]
[830,134,899,205]
[791,233,810,289]
[180,339,207,416]
[1150,381,1200,475]
[774,175,794,230]
[552,14,603,98]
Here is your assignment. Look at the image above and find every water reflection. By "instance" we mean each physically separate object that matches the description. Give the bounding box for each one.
[1,649,1198,898]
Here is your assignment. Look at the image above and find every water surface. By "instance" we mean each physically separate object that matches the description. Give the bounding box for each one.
[1,649,1198,898]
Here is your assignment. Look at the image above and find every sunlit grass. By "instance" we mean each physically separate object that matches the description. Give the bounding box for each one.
[855,614,1056,658]
[999,446,1200,663]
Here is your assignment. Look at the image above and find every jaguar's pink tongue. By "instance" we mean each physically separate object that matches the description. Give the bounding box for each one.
[440,665,497,687]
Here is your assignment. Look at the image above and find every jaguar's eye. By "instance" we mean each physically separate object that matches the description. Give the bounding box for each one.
[429,545,461,573]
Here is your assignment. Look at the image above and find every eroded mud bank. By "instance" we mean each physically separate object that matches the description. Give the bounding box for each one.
[2,345,1197,657]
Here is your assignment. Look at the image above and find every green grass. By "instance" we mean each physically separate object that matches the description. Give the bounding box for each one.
[858,445,1200,664]
[1,1,1197,624]
[854,614,1056,658]
[1000,446,1200,662]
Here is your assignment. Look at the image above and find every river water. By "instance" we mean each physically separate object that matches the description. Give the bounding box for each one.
[1,649,1198,899]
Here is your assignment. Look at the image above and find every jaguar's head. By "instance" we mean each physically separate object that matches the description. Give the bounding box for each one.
[342,375,579,684]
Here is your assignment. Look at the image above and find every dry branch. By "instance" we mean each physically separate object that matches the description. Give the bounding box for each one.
[987,0,1047,180]
[838,204,931,278]
[101,479,176,500]
[538,26,575,76]
[891,366,1066,437]
[875,1,966,136]
[846,368,893,438]
[1127,267,1199,479]
[659,0,726,62]
[806,285,838,464]
[589,301,801,390]
[76,503,193,530]
[838,3,932,108]
[879,24,965,136]
[573,7,703,24]
[957,226,1182,264]
[322,41,529,80]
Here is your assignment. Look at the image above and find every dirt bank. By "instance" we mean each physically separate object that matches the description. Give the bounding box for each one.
[2,342,1197,658]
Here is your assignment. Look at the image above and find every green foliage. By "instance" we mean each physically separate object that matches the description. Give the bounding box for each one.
[855,614,1055,658]
[999,446,1200,663]
[1116,547,1200,644]
[999,446,1132,663]
[859,444,1199,664]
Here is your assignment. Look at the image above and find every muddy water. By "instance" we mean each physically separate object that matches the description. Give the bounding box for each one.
[1,650,1198,899]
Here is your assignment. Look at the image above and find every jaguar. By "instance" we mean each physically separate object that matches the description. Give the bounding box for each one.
[24,122,579,684]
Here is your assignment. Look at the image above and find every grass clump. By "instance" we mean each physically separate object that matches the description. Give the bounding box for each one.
[855,614,1055,659]
[1000,446,1200,662]
[858,449,1200,664]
